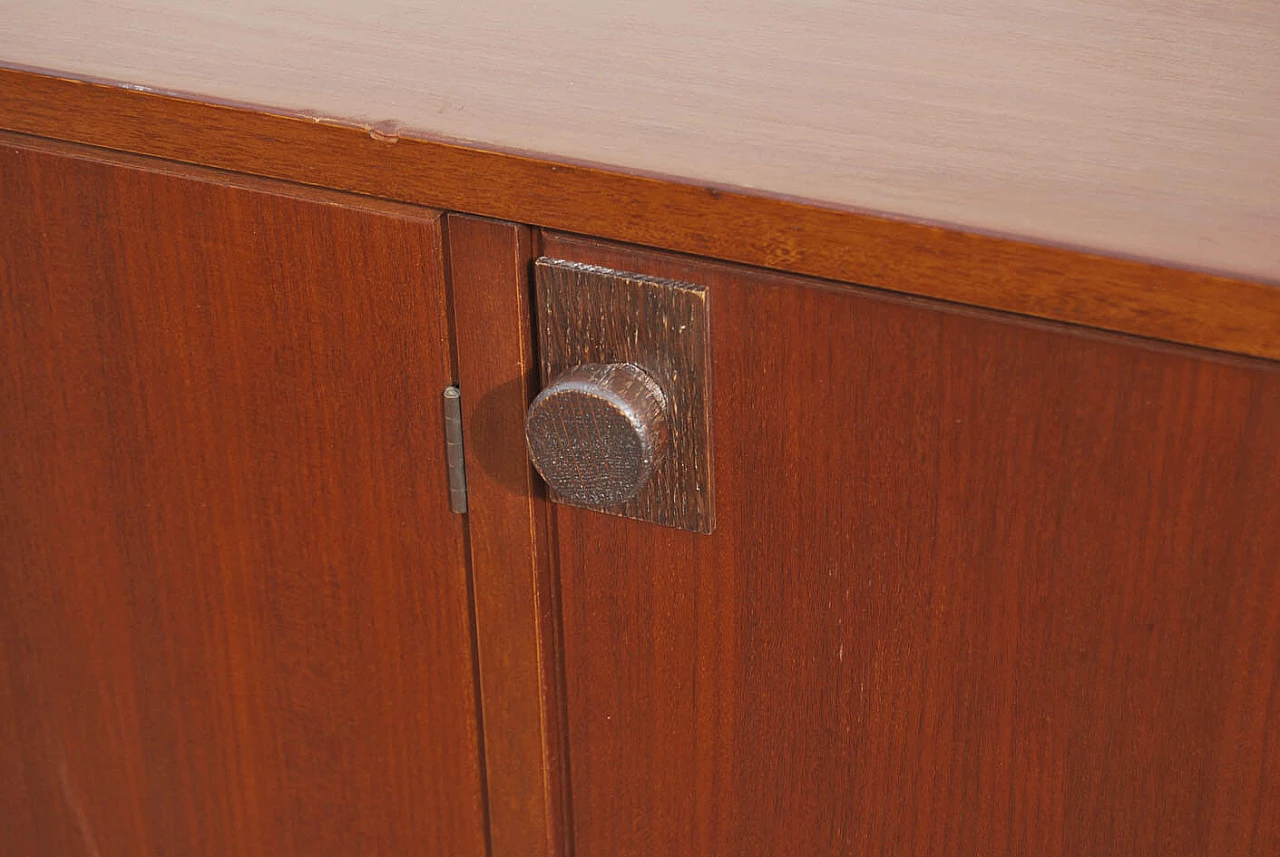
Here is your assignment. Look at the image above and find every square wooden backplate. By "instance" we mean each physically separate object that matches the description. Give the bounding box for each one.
[533,258,714,534]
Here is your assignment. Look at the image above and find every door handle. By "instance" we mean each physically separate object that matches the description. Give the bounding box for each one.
[527,258,715,534]
[525,362,669,508]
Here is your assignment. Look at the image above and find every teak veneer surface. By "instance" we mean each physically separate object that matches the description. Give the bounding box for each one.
[0,136,487,857]
[447,214,569,857]
[542,231,1280,857]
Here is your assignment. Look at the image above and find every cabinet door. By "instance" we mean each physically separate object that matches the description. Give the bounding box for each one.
[0,138,486,857]
[539,232,1280,856]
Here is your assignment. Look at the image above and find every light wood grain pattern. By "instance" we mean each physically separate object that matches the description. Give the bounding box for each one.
[2,1,1278,281]
[0,135,487,857]
[543,231,1280,857]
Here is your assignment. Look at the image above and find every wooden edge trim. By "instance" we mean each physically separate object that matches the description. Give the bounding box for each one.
[2,66,1277,361]
[0,127,446,224]
[447,215,568,857]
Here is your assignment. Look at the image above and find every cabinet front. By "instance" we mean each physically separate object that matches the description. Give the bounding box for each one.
[4,131,1279,857]
[0,140,487,857]
[538,232,1280,857]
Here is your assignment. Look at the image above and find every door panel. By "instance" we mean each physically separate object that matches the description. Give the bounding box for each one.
[0,138,486,857]
[539,232,1280,857]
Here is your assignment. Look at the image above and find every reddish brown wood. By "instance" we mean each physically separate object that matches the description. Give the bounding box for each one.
[541,231,1280,857]
[0,69,1276,361]
[0,136,487,857]
[447,215,567,857]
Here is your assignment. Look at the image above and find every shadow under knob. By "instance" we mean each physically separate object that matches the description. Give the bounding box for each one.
[525,363,669,507]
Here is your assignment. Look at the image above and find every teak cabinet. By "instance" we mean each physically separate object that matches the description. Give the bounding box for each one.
[3,128,1279,856]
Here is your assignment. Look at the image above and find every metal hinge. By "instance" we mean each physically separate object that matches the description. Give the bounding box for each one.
[442,386,468,514]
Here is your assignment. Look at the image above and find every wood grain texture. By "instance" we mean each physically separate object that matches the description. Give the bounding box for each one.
[0,136,487,857]
[1,2,1278,282]
[0,72,1277,363]
[534,260,713,533]
[542,231,1280,857]
[447,215,568,857]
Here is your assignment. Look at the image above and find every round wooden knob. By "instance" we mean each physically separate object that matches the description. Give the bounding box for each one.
[525,363,669,507]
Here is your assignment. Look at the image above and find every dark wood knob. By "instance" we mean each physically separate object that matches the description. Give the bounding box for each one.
[525,363,669,507]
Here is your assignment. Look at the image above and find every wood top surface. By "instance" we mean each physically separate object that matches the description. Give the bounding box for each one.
[2,1,1277,282]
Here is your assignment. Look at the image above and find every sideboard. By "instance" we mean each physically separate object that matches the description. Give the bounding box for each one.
[2,51,1278,857]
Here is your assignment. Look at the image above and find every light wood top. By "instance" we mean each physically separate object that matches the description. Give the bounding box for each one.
[2,1,1278,281]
